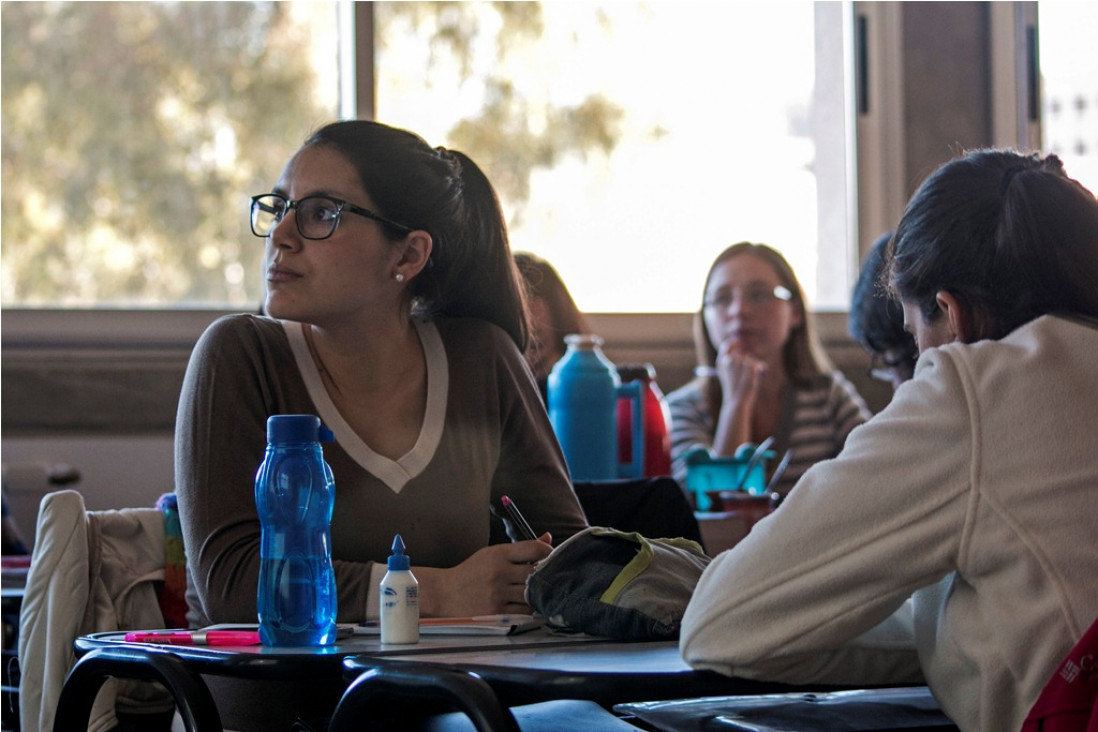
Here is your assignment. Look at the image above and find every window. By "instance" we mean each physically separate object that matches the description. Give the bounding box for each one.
[1,1,340,308]
[2,1,851,314]
[1039,1,1098,195]
[375,2,851,313]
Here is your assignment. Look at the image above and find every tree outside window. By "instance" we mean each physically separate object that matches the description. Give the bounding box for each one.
[3,1,824,313]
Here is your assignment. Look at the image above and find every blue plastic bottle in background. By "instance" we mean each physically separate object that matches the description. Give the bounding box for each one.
[255,414,338,646]
[549,334,643,481]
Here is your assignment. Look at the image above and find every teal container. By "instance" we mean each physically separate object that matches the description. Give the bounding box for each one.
[683,446,775,511]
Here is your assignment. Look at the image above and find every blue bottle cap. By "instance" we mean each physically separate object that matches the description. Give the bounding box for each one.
[266,414,335,444]
[388,534,410,570]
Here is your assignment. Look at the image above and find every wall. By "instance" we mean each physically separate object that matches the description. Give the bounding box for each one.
[2,308,201,549]
[3,436,176,554]
[902,2,994,189]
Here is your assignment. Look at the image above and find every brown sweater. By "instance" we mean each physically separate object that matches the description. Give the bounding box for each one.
[176,314,587,626]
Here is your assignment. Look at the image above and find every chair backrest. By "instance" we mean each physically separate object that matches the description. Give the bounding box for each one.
[572,477,705,551]
[18,489,174,731]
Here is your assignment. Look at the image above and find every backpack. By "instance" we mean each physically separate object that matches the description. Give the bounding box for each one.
[525,527,710,640]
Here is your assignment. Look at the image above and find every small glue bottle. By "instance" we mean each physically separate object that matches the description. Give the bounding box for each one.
[380,534,419,644]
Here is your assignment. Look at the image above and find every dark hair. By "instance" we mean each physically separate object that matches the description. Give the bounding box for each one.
[513,252,589,360]
[890,149,1098,341]
[302,120,529,349]
[850,231,917,375]
[694,242,832,414]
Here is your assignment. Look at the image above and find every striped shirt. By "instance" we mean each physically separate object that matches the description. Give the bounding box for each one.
[667,372,871,495]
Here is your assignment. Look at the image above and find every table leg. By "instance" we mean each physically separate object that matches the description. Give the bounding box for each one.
[329,662,519,732]
[53,646,222,732]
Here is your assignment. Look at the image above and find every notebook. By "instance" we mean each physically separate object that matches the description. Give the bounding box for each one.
[355,614,544,636]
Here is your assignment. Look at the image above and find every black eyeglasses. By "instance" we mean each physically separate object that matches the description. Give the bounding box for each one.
[867,350,917,383]
[703,284,793,310]
[250,193,413,240]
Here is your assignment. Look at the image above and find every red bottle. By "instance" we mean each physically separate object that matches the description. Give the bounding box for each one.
[617,364,673,478]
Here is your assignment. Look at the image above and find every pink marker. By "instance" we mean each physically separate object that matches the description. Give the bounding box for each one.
[123,630,262,646]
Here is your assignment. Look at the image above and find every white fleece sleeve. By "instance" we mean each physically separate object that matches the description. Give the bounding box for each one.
[680,352,972,686]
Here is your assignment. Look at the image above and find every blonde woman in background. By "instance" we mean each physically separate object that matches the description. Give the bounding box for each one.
[666,242,870,494]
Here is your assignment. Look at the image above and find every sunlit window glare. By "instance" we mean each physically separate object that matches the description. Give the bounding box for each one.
[3,2,1094,313]
[1039,1,1098,195]
[377,2,824,313]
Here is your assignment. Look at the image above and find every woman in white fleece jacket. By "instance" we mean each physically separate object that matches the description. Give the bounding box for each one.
[680,148,1098,732]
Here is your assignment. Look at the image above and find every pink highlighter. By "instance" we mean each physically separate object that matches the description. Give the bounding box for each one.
[124,630,262,646]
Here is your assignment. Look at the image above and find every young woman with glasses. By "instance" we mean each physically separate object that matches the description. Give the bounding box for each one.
[175,121,587,728]
[666,242,870,495]
[681,150,1098,731]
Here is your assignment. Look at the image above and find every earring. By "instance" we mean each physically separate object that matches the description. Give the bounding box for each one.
[394,273,405,283]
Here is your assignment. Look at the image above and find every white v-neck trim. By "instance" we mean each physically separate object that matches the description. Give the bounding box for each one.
[283,319,448,493]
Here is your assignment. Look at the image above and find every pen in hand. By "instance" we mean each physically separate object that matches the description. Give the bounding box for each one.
[500,495,538,542]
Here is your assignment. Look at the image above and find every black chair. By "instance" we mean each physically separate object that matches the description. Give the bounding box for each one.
[52,645,222,732]
[573,477,705,551]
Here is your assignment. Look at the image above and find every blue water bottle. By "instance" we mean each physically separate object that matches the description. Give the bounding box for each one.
[548,334,644,481]
[255,414,338,646]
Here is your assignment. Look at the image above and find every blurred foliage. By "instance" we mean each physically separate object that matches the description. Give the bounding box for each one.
[2,1,329,306]
[379,2,545,79]
[1,1,622,306]
[450,80,623,210]
[379,2,624,224]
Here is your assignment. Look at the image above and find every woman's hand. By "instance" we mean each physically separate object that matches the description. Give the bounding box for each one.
[716,341,767,405]
[711,342,767,457]
[415,533,553,617]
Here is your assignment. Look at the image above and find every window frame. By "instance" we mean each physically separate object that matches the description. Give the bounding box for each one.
[2,2,1039,418]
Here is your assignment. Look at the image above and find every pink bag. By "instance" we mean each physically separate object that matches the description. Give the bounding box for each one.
[1022,616,1098,732]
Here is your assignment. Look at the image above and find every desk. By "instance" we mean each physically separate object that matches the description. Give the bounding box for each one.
[67,628,612,730]
[344,640,822,708]
[70,629,841,730]
[75,626,609,681]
